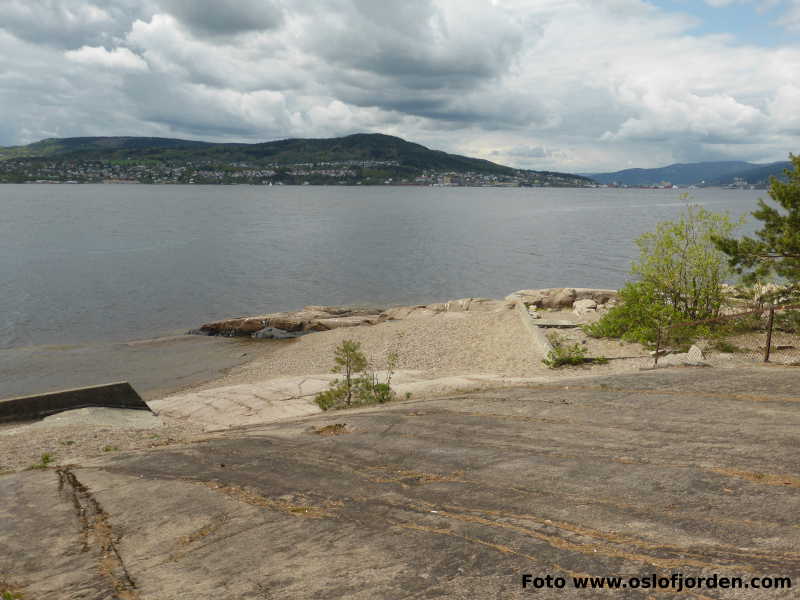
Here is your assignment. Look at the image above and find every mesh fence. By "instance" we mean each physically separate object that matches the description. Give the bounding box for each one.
[661,304,800,366]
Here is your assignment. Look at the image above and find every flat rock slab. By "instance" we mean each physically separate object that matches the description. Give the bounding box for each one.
[3,367,800,599]
[534,319,581,328]
[0,407,164,433]
[148,372,548,431]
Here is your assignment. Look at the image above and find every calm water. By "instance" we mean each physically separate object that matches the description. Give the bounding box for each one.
[0,184,763,350]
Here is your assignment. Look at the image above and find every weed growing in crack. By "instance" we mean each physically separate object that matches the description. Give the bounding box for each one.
[28,453,54,470]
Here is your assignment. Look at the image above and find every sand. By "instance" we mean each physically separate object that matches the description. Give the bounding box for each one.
[0,304,681,472]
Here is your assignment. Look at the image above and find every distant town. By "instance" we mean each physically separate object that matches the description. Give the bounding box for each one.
[595,177,767,190]
[0,158,589,187]
[0,134,786,188]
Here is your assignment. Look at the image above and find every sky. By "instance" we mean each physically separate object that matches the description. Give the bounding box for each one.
[0,0,799,172]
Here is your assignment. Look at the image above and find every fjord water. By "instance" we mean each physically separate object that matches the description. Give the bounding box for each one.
[1,184,761,350]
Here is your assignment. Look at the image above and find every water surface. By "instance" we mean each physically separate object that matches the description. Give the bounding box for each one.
[1,184,763,350]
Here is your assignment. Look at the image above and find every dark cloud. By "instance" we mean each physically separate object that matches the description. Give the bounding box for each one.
[303,0,524,88]
[157,0,284,36]
[0,0,152,48]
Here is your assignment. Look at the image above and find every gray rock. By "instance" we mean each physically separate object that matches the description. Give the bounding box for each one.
[688,345,705,363]
[573,299,598,317]
[251,327,303,340]
[541,288,577,309]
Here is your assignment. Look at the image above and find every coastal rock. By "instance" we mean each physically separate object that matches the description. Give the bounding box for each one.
[574,288,618,304]
[266,311,332,332]
[251,327,303,340]
[507,288,617,308]
[382,298,511,320]
[197,306,386,337]
[573,299,598,316]
[315,316,381,330]
[381,306,423,320]
[541,288,577,309]
[505,290,545,307]
[199,316,268,336]
[438,298,507,312]
[303,306,383,317]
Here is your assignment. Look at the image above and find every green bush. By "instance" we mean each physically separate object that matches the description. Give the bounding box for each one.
[542,332,587,368]
[314,342,398,410]
[583,282,683,346]
[585,205,740,347]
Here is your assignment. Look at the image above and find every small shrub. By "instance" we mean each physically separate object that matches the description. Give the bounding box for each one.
[543,333,587,368]
[314,384,347,411]
[103,445,119,453]
[314,342,398,410]
[29,453,54,470]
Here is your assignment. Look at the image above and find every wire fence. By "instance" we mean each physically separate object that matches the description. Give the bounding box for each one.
[655,304,800,367]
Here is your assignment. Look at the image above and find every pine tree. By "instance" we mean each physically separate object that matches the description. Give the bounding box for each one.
[715,154,800,287]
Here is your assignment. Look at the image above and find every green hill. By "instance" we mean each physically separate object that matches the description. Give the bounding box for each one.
[588,159,793,187]
[0,133,592,186]
[710,161,792,186]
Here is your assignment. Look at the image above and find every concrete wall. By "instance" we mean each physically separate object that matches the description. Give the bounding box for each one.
[514,300,554,356]
[0,382,150,424]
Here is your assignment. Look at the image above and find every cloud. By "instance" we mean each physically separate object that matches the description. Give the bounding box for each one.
[156,0,284,36]
[0,0,154,48]
[65,46,148,71]
[1,0,800,171]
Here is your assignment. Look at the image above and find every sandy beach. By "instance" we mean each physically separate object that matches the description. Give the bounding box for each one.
[0,299,653,472]
[4,289,779,473]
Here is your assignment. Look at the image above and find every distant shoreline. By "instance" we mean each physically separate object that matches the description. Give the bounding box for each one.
[0,181,767,190]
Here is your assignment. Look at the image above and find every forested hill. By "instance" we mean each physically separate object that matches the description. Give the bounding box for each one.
[0,133,592,186]
[588,160,792,187]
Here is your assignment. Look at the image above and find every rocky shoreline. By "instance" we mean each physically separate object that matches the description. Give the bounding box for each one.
[191,287,619,339]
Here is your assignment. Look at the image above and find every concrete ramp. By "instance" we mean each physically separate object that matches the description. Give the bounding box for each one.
[0,382,150,423]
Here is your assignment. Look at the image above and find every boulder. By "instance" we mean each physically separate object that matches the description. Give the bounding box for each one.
[506,290,545,307]
[508,288,617,308]
[656,345,708,367]
[687,345,705,363]
[541,288,577,309]
[574,288,618,304]
[443,298,501,312]
[573,299,598,317]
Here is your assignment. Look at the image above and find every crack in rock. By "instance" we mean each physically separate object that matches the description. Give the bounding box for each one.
[57,468,140,599]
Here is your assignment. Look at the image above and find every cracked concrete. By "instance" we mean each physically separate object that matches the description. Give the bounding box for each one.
[2,367,799,599]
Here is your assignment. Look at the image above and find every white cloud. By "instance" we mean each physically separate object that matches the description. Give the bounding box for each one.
[65,45,148,71]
